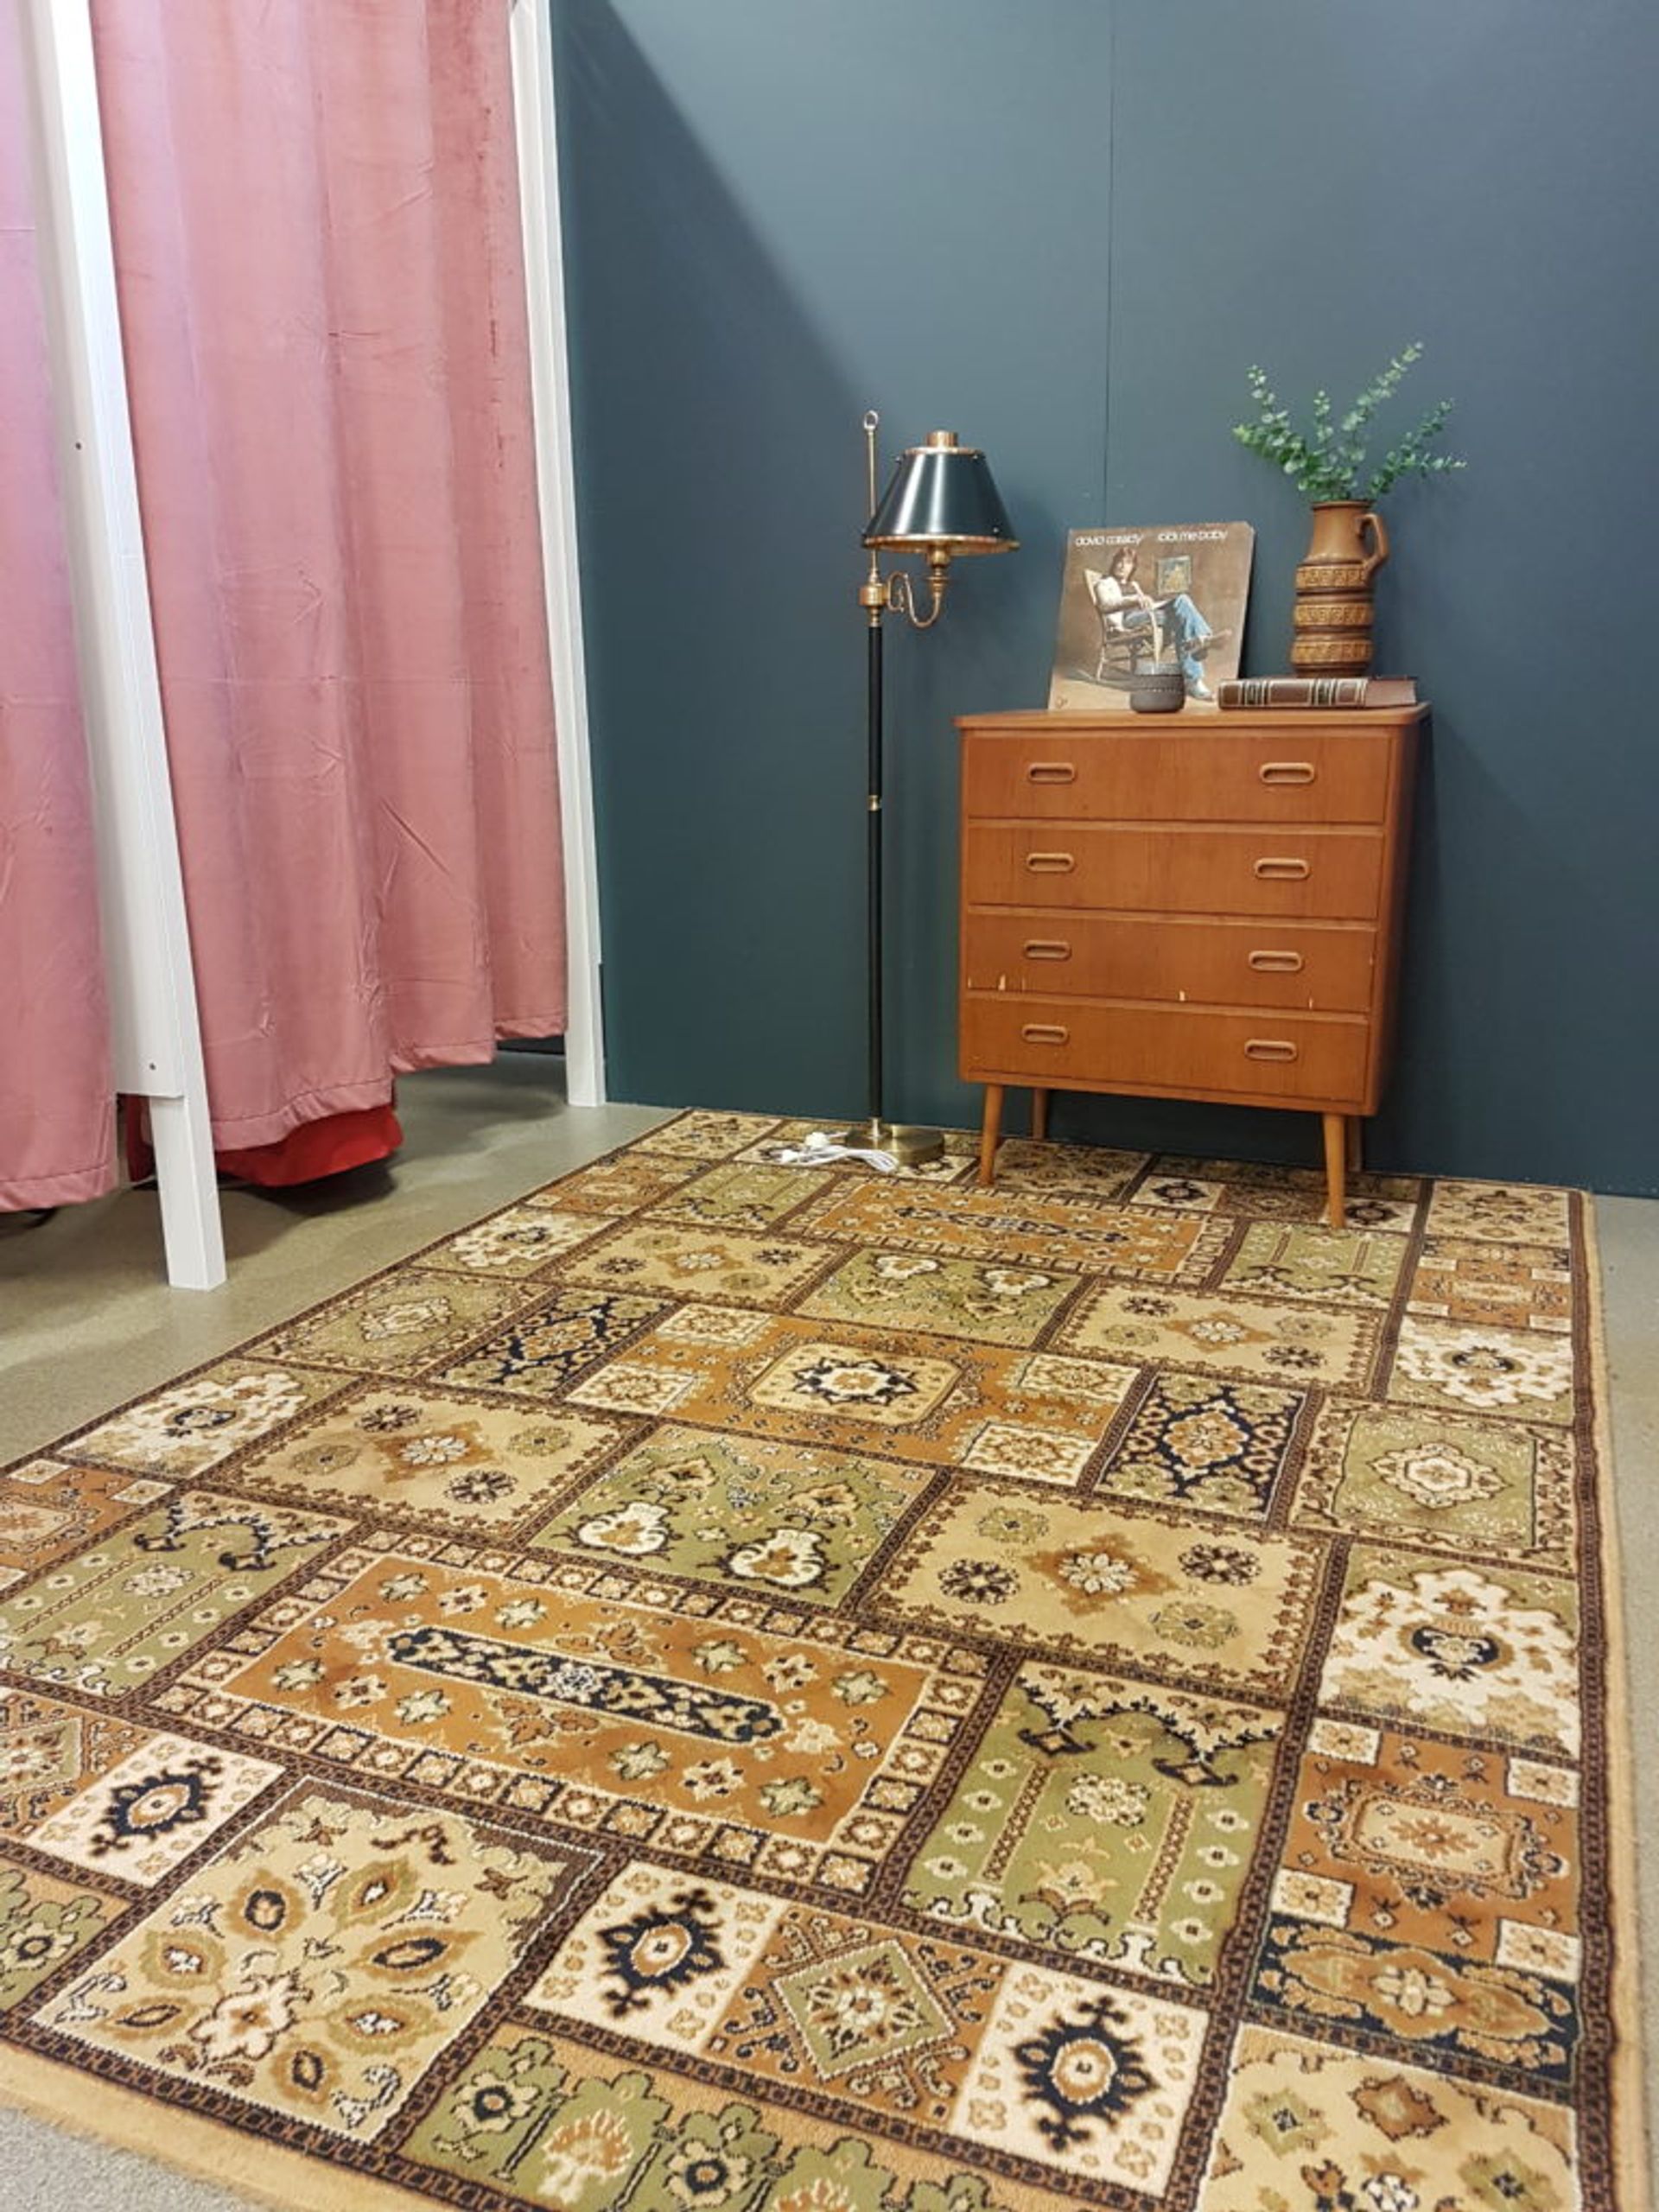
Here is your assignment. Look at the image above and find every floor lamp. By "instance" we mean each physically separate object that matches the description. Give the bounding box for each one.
[848,411,1018,1165]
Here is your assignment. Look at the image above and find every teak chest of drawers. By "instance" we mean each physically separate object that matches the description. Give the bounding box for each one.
[958,706,1424,1225]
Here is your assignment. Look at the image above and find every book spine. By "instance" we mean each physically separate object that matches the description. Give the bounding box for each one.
[1217,677,1372,709]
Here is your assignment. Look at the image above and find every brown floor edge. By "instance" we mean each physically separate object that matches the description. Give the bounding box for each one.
[1585,1200,1655,2212]
[0,2044,435,2212]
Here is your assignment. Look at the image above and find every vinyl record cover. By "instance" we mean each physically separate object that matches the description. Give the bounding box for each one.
[1047,522,1255,710]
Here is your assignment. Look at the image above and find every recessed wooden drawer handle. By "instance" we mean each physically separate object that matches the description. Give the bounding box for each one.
[1244,1038,1300,1062]
[1021,1023,1070,1045]
[1026,761,1077,785]
[1254,856,1310,880]
[1025,851,1076,874]
[1259,760,1317,785]
[1249,949,1305,973]
[1023,938,1072,961]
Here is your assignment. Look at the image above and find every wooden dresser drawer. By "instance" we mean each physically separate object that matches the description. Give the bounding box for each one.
[956,704,1424,1217]
[963,823,1385,920]
[962,728,1392,824]
[963,910,1376,1012]
[962,995,1370,1107]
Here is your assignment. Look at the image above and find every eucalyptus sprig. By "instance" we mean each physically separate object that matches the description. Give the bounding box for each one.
[1234,344,1465,502]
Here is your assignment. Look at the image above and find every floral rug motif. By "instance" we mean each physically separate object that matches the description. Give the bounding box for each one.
[0,1111,1640,2212]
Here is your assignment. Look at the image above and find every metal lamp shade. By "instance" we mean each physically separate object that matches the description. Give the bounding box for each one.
[862,434,1018,556]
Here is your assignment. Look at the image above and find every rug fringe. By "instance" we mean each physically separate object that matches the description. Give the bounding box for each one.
[1580,1197,1655,2212]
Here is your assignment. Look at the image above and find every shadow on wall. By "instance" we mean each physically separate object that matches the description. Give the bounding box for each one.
[555,2,867,1121]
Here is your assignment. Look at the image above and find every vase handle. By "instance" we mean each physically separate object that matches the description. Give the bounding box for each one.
[1359,508,1390,581]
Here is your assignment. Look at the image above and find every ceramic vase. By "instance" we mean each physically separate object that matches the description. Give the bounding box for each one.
[1128,668,1185,714]
[1291,500,1390,675]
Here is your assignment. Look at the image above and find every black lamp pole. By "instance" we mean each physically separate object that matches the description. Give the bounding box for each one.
[866,610,886,1135]
[848,411,1018,1166]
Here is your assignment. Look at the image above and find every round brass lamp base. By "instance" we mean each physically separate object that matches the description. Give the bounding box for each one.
[840,1119,944,1168]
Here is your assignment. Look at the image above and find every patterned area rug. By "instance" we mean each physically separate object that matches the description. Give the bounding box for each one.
[0,1112,1643,2211]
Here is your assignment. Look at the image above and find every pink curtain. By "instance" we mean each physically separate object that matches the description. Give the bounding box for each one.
[0,0,118,1210]
[89,0,567,1151]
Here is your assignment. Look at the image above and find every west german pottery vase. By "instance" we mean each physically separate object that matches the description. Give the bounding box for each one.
[1291,499,1389,674]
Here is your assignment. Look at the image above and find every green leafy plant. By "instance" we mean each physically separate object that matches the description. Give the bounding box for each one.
[1233,343,1465,502]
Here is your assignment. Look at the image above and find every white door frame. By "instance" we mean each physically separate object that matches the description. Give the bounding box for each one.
[510,0,607,1108]
[18,0,225,1289]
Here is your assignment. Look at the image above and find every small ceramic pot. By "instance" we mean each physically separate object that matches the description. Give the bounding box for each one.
[1128,668,1185,715]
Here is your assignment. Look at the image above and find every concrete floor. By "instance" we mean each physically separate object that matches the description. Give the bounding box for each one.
[0,1058,1651,2206]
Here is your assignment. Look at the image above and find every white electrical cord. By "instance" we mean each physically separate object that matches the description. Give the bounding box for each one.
[769,1130,899,1173]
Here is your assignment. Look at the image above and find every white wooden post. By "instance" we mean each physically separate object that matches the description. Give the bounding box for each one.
[510,0,607,1109]
[18,0,225,1289]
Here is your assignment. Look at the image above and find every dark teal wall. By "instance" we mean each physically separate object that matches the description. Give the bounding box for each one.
[554,0,1659,1193]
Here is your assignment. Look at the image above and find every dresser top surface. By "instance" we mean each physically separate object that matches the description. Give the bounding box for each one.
[957,707,1428,732]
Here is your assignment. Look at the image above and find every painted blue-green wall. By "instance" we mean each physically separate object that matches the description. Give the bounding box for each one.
[554,0,1659,1192]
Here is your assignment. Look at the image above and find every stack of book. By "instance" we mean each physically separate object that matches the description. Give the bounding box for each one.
[1216,676,1416,709]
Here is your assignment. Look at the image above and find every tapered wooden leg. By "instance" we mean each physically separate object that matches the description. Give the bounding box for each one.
[1345,1115,1362,1173]
[1322,1111,1346,1230]
[1031,1087,1049,1141]
[978,1084,1005,1187]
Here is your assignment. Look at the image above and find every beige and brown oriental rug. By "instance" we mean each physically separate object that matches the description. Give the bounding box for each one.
[0,1111,1645,2210]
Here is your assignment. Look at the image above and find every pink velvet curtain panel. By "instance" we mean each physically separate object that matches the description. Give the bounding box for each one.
[0,0,118,1209]
[90,0,567,1151]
